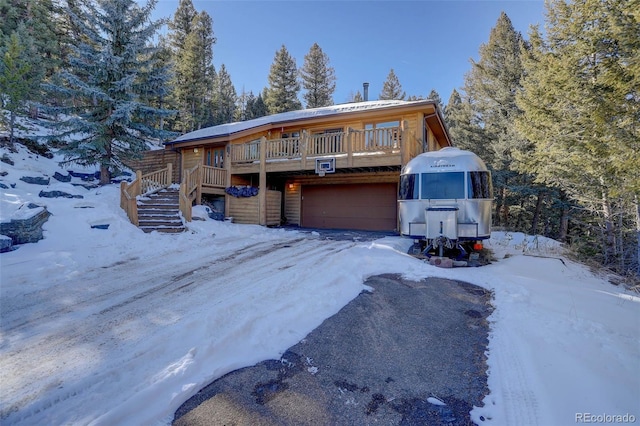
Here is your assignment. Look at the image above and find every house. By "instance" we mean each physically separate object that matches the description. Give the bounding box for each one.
[126,99,452,232]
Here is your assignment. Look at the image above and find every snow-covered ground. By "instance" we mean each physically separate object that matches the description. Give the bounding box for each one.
[1,141,638,425]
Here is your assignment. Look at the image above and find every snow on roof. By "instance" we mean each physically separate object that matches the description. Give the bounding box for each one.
[168,99,431,144]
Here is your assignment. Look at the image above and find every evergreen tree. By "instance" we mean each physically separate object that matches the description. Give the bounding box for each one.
[427,89,443,110]
[515,0,639,273]
[300,43,336,108]
[1,0,60,85]
[347,91,363,103]
[172,10,216,131]
[167,0,197,52]
[248,92,267,119]
[213,64,237,124]
[443,89,486,154]
[0,32,37,145]
[265,45,302,114]
[44,0,173,184]
[463,12,531,229]
[379,68,405,100]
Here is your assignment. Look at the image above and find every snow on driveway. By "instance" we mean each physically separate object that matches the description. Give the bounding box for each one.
[1,233,360,425]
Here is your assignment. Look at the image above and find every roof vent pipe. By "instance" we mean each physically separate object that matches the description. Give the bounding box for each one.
[363,82,369,101]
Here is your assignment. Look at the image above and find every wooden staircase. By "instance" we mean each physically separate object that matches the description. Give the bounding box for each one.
[137,188,186,233]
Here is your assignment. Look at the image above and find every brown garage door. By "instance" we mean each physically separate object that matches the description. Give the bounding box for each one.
[301,183,397,231]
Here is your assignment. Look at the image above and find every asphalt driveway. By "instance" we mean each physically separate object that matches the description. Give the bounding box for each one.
[172,273,492,426]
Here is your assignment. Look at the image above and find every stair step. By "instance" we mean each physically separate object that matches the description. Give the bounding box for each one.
[135,188,184,233]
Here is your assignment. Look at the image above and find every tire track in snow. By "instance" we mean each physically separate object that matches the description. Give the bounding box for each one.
[0,235,356,424]
[487,328,540,425]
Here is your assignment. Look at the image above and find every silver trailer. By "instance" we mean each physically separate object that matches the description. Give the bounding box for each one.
[398,147,493,257]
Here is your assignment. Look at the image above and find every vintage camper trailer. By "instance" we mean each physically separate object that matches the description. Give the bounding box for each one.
[398,147,493,258]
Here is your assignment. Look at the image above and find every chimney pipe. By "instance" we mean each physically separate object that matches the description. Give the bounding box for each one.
[363,82,369,101]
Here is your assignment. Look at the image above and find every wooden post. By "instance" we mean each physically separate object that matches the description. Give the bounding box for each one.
[400,120,410,167]
[167,163,173,185]
[259,136,267,226]
[135,171,142,196]
[195,164,202,205]
[300,131,307,170]
[346,128,353,167]
[225,144,231,218]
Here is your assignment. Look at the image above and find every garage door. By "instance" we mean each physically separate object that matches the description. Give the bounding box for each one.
[301,183,397,231]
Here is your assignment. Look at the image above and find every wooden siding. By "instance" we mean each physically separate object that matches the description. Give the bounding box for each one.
[228,190,281,226]
[284,182,302,225]
[124,149,180,183]
[182,149,202,175]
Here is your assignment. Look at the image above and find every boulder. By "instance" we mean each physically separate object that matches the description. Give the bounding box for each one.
[20,176,50,185]
[0,207,50,245]
[39,190,84,199]
[0,235,13,253]
[53,171,72,182]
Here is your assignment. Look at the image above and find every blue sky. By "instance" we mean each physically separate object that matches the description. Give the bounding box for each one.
[151,0,546,105]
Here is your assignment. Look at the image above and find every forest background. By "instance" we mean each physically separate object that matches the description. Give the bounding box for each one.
[0,0,638,280]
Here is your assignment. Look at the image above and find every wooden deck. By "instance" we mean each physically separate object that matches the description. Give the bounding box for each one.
[228,126,409,174]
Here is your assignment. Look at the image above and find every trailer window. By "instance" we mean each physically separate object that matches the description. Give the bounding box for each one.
[468,171,493,199]
[399,174,418,200]
[421,172,465,199]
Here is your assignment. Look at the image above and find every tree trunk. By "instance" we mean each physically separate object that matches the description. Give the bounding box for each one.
[9,110,16,145]
[601,183,616,266]
[559,192,569,243]
[100,164,110,185]
[635,195,640,277]
[530,190,545,236]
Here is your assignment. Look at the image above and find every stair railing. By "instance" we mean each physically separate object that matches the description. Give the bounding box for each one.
[120,164,173,226]
[179,163,201,222]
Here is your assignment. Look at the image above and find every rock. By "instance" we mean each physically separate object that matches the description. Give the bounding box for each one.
[53,171,72,182]
[0,183,8,189]
[39,190,84,199]
[0,234,13,253]
[20,176,50,185]
[429,256,453,268]
[90,224,110,230]
[0,207,50,245]
[1,154,14,166]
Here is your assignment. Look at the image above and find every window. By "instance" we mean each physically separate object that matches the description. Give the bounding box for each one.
[205,148,224,168]
[282,131,300,139]
[365,121,400,148]
[399,174,419,200]
[421,172,465,199]
[312,128,343,154]
[468,171,493,199]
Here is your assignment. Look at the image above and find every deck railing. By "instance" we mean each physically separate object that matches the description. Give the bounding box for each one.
[266,137,302,159]
[179,163,200,222]
[120,164,173,226]
[202,165,226,187]
[229,126,402,164]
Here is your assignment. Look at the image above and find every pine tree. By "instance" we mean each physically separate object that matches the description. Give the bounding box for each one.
[248,92,267,119]
[172,10,216,131]
[463,12,532,229]
[167,0,197,52]
[265,45,302,114]
[427,89,443,110]
[213,64,237,124]
[379,69,405,100]
[443,89,486,154]
[515,0,639,273]
[44,0,173,184]
[347,91,363,103]
[1,0,60,85]
[300,43,336,108]
[0,32,37,145]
